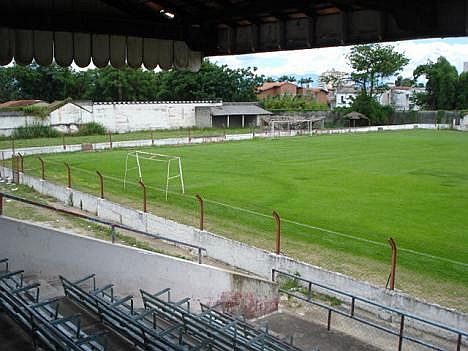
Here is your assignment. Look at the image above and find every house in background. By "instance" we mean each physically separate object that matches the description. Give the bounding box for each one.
[256,82,298,99]
[256,82,329,105]
[380,86,425,111]
[329,86,359,109]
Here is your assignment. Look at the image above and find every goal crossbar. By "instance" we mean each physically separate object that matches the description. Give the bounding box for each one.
[123,151,185,200]
[270,119,314,137]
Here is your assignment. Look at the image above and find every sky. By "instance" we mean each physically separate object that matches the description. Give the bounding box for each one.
[209,37,468,83]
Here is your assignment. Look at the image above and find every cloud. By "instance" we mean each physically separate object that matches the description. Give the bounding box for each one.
[209,38,468,79]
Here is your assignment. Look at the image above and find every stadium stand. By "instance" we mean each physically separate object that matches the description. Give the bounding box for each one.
[0,258,107,350]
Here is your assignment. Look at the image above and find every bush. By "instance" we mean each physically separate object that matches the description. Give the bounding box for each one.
[348,93,394,125]
[12,124,61,139]
[77,122,107,136]
[260,95,329,111]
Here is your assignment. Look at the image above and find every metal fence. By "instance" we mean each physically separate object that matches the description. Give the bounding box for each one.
[272,269,467,351]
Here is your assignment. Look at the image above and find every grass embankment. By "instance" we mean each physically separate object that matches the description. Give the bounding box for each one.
[17,130,468,311]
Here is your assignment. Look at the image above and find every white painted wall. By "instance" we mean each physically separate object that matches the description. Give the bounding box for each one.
[1,165,466,334]
[0,101,222,136]
[0,216,278,316]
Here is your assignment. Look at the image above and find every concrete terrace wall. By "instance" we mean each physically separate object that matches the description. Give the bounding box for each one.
[0,216,278,317]
[0,165,466,333]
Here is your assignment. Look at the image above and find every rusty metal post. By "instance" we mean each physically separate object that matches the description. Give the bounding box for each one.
[195,194,204,231]
[388,237,397,290]
[109,131,113,149]
[64,162,72,188]
[0,193,3,215]
[111,224,116,243]
[62,134,66,149]
[272,210,281,255]
[252,126,255,139]
[139,180,147,213]
[18,153,24,173]
[11,138,15,156]
[37,157,45,180]
[151,130,154,146]
[96,171,104,199]
[188,128,191,143]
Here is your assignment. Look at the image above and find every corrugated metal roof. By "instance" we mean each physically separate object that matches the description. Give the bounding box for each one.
[210,104,272,116]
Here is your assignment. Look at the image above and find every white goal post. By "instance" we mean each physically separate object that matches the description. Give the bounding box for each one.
[270,119,314,137]
[123,151,185,200]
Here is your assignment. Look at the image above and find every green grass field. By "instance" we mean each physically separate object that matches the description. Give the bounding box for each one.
[19,130,468,310]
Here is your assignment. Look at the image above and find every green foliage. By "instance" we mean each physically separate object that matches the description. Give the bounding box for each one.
[348,93,394,125]
[457,71,468,109]
[77,122,107,136]
[260,95,328,111]
[0,60,265,103]
[395,75,415,87]
[12,124,61,139]
[347,44,409,98]
[156,61,264,101]
[413,57,460,110]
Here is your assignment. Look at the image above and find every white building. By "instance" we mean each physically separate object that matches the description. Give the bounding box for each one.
[330,86,359,108]
[0,100,273,136]
[380,86,425,111]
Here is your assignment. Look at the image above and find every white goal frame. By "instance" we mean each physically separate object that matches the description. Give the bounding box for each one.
[123,151,185,200]
[270,119,314,137]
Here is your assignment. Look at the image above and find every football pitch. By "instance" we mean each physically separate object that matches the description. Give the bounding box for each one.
[23,130,468,309]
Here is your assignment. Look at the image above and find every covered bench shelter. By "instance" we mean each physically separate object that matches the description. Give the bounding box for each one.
[210,103,272,128]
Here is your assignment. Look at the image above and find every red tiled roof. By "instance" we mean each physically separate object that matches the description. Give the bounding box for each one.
[0,100,45,108]
[257,81,296,92]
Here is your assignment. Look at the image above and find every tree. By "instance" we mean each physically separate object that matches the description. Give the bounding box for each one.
[395,75,414,87]
[347,44,409,98]
[157,60,264,101]
[319,69,347,89]
[348,92,394,125]
[413,57,459,110]
[457,71,468,109]
[276,75,296,83]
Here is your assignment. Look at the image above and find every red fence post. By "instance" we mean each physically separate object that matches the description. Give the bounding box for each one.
[96,171,104,199]
[37,157,45,180]
[195,194,204,231]
[272,210,281,255]
[139,180,147,213]
[64,162,72,188]
[387,237,397,290]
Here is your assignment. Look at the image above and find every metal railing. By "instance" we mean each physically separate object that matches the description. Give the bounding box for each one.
[272,269,467,351]
[0,191,206,264]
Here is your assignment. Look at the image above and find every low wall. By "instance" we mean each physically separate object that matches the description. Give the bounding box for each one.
[1,165,466,333]
[0,216,278,317]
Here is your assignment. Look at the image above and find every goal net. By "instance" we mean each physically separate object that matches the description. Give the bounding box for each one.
[123,151,185,200]
[270,119,314,137]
